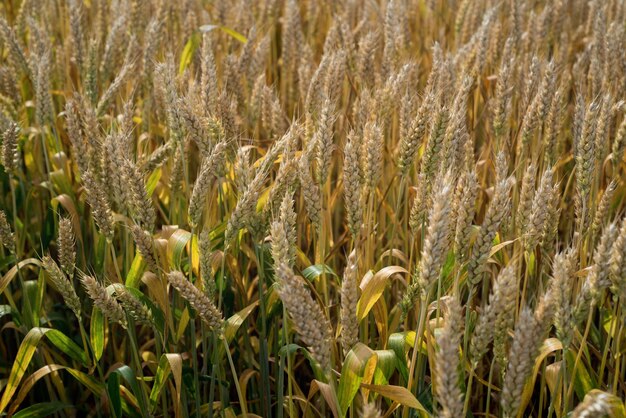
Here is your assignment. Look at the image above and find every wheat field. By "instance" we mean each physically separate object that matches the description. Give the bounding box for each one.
[0,0,625,417]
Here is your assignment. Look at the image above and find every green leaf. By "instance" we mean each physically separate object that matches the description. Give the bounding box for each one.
[302,264,338,282]
[337,343,377,417]
[111,365,142,413]
[0,258,41,295]
[90,306,105,362]
[357,266,408,320]
[179,33,201,74]
[107,371,122,418]
[0,328,88,413]
[149,354,183,414]
[167,229,192,269]
[12,402,73,418]
[224,302,258,344]
[360,383,427,412]
[125,253,145,288]
[199,25,248,43]
[146,168,162,196]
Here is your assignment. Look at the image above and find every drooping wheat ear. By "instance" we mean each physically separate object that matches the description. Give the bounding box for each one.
[58,218,76,277]
[314,98,336,186]
[344,131,364,237]
[42,255,81,319]
[188,141,228,228]
[116,288,153,326]
[454,169,479,262]
[167,271,223,332]
[80,274,127,328]
[516,163,536,234]
[467,175,512,287]
[0,17,31,79]
[398,93,434,174]
[611,117,626,168]
[298,156,322,230]
[0,210,15,252]
[401,174,454,314]
[82,169,115,241]
[524,168,554,252]
[225,166,268,245]
[470,262,518,367]
[550,250,577,346]
[435,297,464,418]
[1,121,19,174]
[340,250,359,353]
[360,403,382,418]
[121,158,156,232]
[571,391,614,418]
[362,121,383,191]
[591,179,617,238]
[198,229,216,298]
[130,225,158,273]
[275,263,332,372]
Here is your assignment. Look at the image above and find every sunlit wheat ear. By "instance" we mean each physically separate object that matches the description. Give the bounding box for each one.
[167,271,223,332]
[344,131,364,238]
[298,156,322,230]
[188,141,228,228]
[82,168,115,241]
[1,121,19,174]
[609,215,626,304]
[501,293,554,418]
[398,92,434,174]
[198,229,216,298]
[401,173,454,315]
[467,174,512,288]
[575,100,599,227]
[550,250,577,346]
[0,17,31,78]
[58,218,76,277]
[314,97,336,185]
[41,255,81,320]
[340,250,359,353]
[611,117,626,168]
[591,179,617,237]
[271,192,296,269]
[516,163,536,234]
[470,262,518,367]
[80,274,127,328]
[0,209,15,252]
[275,263,332,373]
[435,297,464,418]
[225,165,268,245]
[362,121,383,192]
[454,169,478,262]
[525,168,554,252]
[121,158,156,232]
